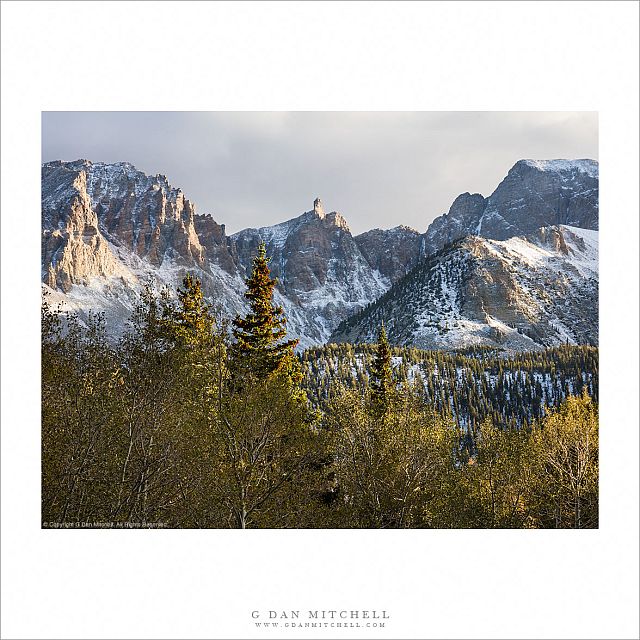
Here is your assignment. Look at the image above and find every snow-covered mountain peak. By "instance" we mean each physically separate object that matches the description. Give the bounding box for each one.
[42,159,187,215]
[332,224,598,351]
[423,158,599,255]
[42,159,598,352]
[519,158,598,178]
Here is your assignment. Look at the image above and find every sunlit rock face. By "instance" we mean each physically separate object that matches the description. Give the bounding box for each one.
[42,159,598,351]
[331,225,598,351]
[41,160,246,334]
[232,200,389,346]
[41,167,389,347]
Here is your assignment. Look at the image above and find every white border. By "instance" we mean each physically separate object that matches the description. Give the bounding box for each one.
[1,2,638,639]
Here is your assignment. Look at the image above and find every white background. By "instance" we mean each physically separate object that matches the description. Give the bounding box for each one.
[1,2,638,639]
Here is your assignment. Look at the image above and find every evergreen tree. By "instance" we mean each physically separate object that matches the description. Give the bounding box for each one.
[173,274,214,347]
[370,322,393,416]
[231,242,298,378]
[42,273,600,529]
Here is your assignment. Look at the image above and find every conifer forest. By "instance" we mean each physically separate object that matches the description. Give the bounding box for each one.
[42,245,599,529]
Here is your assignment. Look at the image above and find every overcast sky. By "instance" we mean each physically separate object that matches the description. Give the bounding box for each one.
[42,111,597,235]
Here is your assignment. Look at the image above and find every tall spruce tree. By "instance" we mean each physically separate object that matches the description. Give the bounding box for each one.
[371,322,393,416]
[231,242,298,378]
[173,274,214,346]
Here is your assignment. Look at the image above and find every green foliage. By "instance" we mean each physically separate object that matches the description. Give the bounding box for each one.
[300,342,598,431]
[528,391,599,528]
[326,384,457,528]
[172,274,215,347]
[370,323,393,417]
[41,258,320,528]
[42,301,123,524]
[449,419,539,528]
[231,242,298,379]
[215,368,321,528]
[41,274,599,529]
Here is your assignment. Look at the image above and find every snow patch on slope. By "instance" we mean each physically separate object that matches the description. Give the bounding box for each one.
[522,159,599,179]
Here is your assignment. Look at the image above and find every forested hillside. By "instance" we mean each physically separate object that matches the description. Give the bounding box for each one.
[301,343,598,432]
[42,249,599,529]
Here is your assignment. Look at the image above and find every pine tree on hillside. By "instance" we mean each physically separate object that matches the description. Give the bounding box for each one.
[370,322,393,416]
[231,242,298,379]
[173,274,214,346]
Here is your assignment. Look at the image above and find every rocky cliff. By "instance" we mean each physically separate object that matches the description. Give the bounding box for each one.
[41,168,389,347]
[42,160,247,333]
[331,225,598,350]
[41,158,598,351]
[354,225,423,282]
[231,198,389,345]
[42,165,129,292]
[423,159,598,255]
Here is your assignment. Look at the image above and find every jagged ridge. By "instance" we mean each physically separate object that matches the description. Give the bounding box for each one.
[423,159,599,255]
[330,225,598,350]
[41,168,391,347]
[41,158,599,351]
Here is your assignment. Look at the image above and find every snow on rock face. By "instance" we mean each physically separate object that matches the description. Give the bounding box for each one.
[42,171,390,347]
[42,167,133,292]
[355,225,423,283]
[423,192,487,256]
[423,159,599,255]
[43,160,212,270]
[521,159,599,178]
[42,159,598,351]
[330,225,598,351]
[42,160,246,333]
[232,201,390,347]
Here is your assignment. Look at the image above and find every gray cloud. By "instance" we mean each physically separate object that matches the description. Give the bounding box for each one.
[42,111,598,235]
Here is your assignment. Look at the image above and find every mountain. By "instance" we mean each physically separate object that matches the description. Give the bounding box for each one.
[41,164,390,347]
[231,199,389,345]
[41,158,598,351]
[42,160,247,334]
[42,163,131,292]
[422,159,598,255]
[330,225,598,350]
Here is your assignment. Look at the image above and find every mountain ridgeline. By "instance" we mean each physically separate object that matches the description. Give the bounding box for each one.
[330,225,598,350]
[41,158,598,351]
